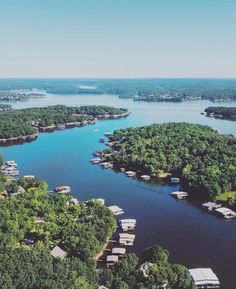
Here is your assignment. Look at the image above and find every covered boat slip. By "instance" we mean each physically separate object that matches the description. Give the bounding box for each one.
[119,219,137,231]
[119,233,135,246]
[171,191,189,200]
[189,268,220,288]
[201,202,221,212]
[108,205,124,216]
[214,207,236,219]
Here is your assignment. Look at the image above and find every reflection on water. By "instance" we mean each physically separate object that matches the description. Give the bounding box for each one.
[0,93,236,289]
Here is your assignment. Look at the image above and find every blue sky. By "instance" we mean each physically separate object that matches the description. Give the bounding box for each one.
[0,0,235,78]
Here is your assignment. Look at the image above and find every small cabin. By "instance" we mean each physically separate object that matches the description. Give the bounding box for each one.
[189,268,220,288]
[50,246,67,259]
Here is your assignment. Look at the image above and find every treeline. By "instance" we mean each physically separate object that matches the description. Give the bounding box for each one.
[0,105,128,139]
[1,78,236,101]
[0,245,196,289]
[0,104,12,111]
[99,245,195,289]
[205,106,236,121]
[0,176,115,288]
[105,123,236,198]
[0,167,195,289]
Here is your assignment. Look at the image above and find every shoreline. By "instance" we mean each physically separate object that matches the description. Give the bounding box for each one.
[0,112,129,147]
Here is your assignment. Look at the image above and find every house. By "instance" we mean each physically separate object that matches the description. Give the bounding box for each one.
[108,205,124,216]
[138,262,154,277]
[69,198,79,206]
[97,286,109,289]
[50,246,67,259]
[125,171,136,178]
[189,268,220,288]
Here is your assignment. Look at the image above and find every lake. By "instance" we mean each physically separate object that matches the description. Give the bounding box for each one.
[1,93,236,289]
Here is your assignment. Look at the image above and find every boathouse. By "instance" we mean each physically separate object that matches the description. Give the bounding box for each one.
[189,268,220,288]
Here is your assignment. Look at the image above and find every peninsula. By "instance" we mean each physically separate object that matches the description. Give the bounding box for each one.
[0,105,129,145]
[101,122,236,199]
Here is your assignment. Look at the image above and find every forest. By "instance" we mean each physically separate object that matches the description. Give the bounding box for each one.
[0,159,195,289]
[0,105,128,139]
[104,123,236,199]
[1,78,236,102]
[205,106,236,121]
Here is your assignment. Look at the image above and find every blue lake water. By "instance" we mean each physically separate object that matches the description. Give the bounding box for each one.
[1,93,236,289]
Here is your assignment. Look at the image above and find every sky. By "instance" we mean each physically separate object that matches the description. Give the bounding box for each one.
[0,0,236,78]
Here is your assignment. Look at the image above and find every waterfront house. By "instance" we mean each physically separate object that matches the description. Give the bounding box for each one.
[214,207,236,219]
[50,246,67,259]
[189,268,220,288]
[171,191,189,200]
[108,205,124,216]
[138,262,154,277]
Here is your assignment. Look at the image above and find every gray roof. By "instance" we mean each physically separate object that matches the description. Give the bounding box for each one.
[106,255,119,263]
[189,268,220,286]
[112,247,126,255]
[50,246,67,259]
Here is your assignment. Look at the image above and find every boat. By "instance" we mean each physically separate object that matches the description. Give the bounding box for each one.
[90,158,102,164]
[6,160,17,167]
[170,177,180,183]
[140,175,150,181]
[54,186,71,194]
[125,171,136,178]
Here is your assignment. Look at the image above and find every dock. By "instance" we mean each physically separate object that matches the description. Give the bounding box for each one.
[171,191,188,200]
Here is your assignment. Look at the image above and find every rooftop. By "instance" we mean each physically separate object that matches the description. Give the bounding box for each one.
[189,268,220,286]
